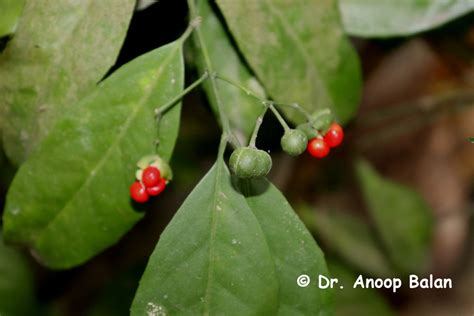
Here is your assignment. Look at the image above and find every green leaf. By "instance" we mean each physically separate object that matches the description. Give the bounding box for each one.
[0,0,24,38]
[131,160,279,315]
[193,0,265,144]
[216,0,362,124]
[329,261,395,316]
[132,158,332,315]
[0,232,37,316]
[469,137,474,143]
[339,0,474,38]
[3,41,184,269]
[301,206,393,277]
[356,159,433,274]
[239,178,333,315]
[0,0,135,165]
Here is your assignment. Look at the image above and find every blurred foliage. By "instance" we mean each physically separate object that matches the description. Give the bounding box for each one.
[0,233,38,316]
[328,261,395,316]
[301,206,394,277]
[299,158,434,280]
[356,159,433,275]
[340,0,474,37]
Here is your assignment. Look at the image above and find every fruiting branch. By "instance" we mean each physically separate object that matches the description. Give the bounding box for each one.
[215,74,312,121]
[187,0,240,149]
[154,71,209,118]
[267,102,291,132]
[249,105,268,148]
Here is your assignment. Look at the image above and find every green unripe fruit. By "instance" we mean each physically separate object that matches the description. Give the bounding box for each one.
[311,110,333,133]
[297,123,318,139]
[229,147,272,178]
[281,129,308,156]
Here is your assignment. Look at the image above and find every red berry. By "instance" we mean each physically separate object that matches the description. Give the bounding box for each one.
[130,181,149,203]
[142,166,161,188]
[307,138,330,158]
[146,178,166,196]
[323,123,344,148]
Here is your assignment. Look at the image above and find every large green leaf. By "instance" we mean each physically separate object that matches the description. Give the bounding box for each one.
[0,0,135,165]
[329,261,395,316]
[239,178,332,315]
[132,159,332,315]
[193,0,265,144]
[301,207,393,277]
[0,0,24,38]
[356,159,433,274]
[216,0,362,124]
[339,0,474,38]
[3,41,184,269]
[131,160,279,315]
[0,233,37,316]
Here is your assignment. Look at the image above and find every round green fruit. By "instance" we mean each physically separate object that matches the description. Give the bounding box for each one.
[311,110,333,133]
[297,123,318,139]
[229,147,272,178]
[281,129,308,156]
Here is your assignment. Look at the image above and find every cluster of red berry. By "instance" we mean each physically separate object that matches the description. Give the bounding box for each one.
[306,123,344,158]
[130,166,166,203]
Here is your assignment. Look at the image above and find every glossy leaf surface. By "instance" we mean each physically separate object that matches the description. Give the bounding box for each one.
[3,41,184,269]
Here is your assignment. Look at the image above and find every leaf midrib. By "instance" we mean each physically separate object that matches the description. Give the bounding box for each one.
[33,43,181,245]
[202,165,281,315]
[202,161,223,314]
